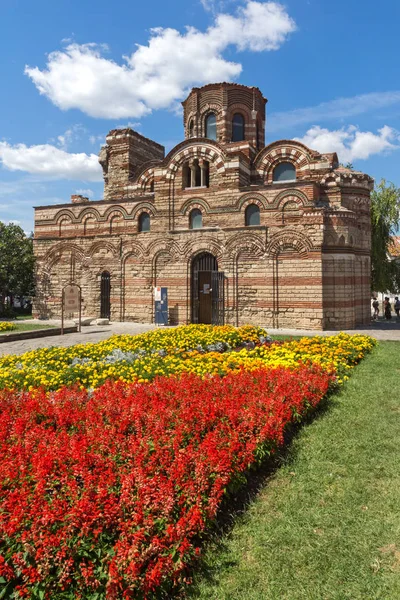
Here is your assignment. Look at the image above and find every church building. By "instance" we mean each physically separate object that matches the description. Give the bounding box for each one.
[33,82,373,329]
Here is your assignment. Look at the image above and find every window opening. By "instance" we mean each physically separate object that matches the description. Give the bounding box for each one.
[232,113,245,142]
[273,162,296,182]
[138,212,150,232]
[205,113,217,140]
[189,208,203,229]
[245,204,260,226]
[183,160,209,188]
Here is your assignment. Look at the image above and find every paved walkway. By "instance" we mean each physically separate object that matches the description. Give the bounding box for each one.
[267,320,400,341]
[0,321,157,356]
[1,318,400,356]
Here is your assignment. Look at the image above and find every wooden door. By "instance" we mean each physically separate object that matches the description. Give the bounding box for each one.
[198,271,212,324]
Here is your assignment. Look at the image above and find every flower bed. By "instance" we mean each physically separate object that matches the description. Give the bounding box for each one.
[0,366,332,599]
[0,322,16,332]
[0,328,375,392]
[0,325,377,597]
[0,324,265,390]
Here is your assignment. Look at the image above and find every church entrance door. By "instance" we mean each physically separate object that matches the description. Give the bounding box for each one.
[100,271,111,319]
[191,253,224,325]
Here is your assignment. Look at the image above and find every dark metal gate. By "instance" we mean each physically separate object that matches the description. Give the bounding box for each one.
[100,271,111,319]
[192,253,225,325]
[211,271,225,326]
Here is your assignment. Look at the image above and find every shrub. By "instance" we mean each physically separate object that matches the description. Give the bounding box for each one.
[0,321,16,332]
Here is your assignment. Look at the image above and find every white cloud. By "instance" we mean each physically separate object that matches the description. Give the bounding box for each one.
[200,0,216,10]
[200,0,239,14]
[55,124,86,150]
[75,188,94,197]
[0,142,102,181]
[295,125,400,163]
[25,2,296,119]
[268,91,400,132]
[89,134,105,145]
[0,179,47,197]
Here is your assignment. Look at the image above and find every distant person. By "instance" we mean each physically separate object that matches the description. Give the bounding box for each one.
[372,298,379,320]
[384,297,392,320]
[395,296,400,319]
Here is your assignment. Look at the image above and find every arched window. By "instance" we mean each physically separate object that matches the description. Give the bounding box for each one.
[205,113,217,140]
[138,212,150,232]
[232,113,245,142]
[189,120,194,137]
[149,180,154,192]
[189,208,202,229]
[273,162,296,182]
[182,160,209,188]
[245,204,260,226]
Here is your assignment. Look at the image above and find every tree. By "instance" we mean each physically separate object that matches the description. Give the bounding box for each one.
[370,179,400,293]
[0,222,35,313]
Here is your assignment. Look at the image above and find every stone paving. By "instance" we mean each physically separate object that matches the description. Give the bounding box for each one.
[267,320,400,341]
[0,321,156,356]
[1,318,400,356]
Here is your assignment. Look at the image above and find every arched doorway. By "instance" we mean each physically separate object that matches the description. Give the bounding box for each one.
[100,271,111,319]
[191,252,224,324]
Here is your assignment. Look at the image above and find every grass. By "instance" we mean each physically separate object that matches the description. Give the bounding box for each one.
[0,322,55,335]
[186,341,400,600]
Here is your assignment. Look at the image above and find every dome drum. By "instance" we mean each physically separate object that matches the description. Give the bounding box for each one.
[182,83,267,150]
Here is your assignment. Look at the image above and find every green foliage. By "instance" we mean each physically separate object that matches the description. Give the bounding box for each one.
[0,222,35,311]
[339,161,354,170]
[370,179,400,293]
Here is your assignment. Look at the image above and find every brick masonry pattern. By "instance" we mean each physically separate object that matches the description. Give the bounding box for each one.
[33,83,374,330]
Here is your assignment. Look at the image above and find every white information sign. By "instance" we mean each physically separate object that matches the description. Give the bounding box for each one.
[63,285,80,312]
[154,286,162,302]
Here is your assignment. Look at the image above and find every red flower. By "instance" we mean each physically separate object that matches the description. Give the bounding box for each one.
[0,366,331,598]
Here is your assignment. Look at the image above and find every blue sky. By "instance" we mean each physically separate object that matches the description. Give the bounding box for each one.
[1,0,400,233]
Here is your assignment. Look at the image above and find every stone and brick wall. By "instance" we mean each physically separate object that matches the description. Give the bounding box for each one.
[33,82,373,330]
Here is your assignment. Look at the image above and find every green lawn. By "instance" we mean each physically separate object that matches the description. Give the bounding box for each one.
[187,341,400,600]
[0,322,55,335]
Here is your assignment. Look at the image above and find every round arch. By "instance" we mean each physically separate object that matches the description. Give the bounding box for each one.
[180,197,211,216]
[267,230,313,257]
[191,251,223,325]
[164,140,226,181]
[77,207,101,223]
[54,209,75,225]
